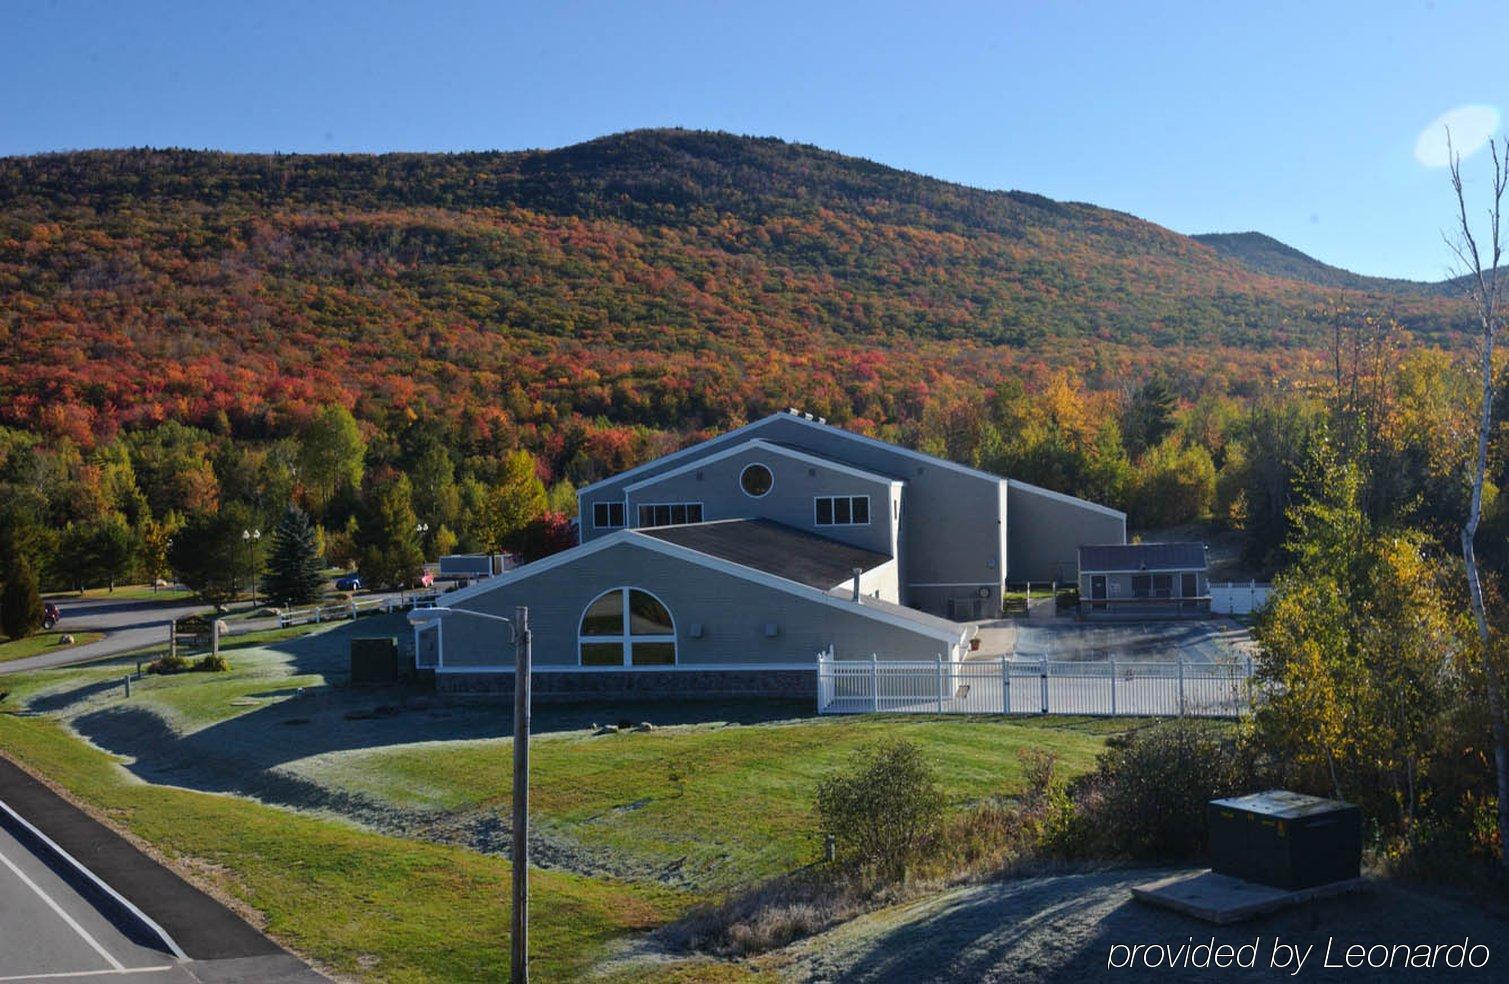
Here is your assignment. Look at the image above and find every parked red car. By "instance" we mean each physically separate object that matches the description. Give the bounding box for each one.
[42,602,60,630]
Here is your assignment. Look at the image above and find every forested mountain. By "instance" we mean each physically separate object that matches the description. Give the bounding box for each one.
[1192,231,1459,296]
[0,128,1472,467]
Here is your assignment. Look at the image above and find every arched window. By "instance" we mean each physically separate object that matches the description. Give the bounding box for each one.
[578,588,677,666]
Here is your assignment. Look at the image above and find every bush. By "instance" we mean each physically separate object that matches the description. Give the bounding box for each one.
[146,653,189,675]
[1063,720,1257,860]
[1,556,41,640]
[816,739,944,879]
[193,653,230,672]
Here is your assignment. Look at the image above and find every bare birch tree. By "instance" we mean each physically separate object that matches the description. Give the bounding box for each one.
[1445,133,1509,869]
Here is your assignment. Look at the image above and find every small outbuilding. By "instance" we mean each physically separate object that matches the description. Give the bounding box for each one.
[1077,542,1208,618]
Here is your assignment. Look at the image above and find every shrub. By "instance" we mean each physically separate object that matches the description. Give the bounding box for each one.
[146,653,189,675]
[193,653,230,672]
[1,556,41,640]
[1063,720,1257,860]
[816,739,944,879]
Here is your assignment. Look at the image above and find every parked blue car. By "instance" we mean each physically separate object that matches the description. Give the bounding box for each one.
[335,574,363,592]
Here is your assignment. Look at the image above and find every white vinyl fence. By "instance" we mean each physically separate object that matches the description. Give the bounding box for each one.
[277,592,439,628]
[816,652,1254,718]
[1208,581,1272,615]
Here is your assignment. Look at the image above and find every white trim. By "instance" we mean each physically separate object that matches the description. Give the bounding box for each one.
[739,461,775,499]
[1007,477,1128,521]
[1078,566,1208,574]
[436,661,821,674]
[776,412,1006,484]
[814,494,871,527]
[437,528,966,647]
[577,586,678,667]
[622,437,903,494]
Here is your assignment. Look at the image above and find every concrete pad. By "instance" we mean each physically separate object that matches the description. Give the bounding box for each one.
[1131,868,1367,924]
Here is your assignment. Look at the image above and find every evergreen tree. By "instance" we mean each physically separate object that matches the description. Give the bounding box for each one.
[261,505,325,606]
[1,554,41,640]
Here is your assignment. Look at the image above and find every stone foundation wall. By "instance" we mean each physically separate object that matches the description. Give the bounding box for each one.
[436,668,817,702]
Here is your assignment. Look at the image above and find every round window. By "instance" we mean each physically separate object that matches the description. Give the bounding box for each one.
[740,462,774,497]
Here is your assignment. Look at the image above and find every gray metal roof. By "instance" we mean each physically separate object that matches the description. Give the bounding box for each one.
[1078,542,1207,572]
[637,519,892,590]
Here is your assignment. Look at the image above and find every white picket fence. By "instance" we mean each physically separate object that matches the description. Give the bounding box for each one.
[816,652,1254,718]
[277,592,439,628]
[1208,581,1272,615]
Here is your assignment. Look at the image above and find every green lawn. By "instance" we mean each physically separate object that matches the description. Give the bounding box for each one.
[0,622,1129,980]
[0,631,105,664]
[45,585,194,602]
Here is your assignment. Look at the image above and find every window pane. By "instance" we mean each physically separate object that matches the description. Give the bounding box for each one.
[1153,574,1172,598]
[740,463,773,497]
[687,503,703,523]
[628,589,674,635]
[851,497,869,524]
[595,503,609,528]
[834,497,851,524]
[816,497,833,525]
[631,641,676,666]
[581,642,624,666]
[638,505,653,527]
[654,505,671,526]
[581,591,624,635]
[1182,573,1197,597]
[609,503,625,526]
[671,504,687,525]
[1131,575,1151,598]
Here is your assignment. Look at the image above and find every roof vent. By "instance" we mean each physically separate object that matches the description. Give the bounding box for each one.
[788,407,801,415]
[804,412,814,420]
[817,417,827,424]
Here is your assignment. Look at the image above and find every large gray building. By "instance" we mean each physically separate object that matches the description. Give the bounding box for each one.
[413,410,1125,698]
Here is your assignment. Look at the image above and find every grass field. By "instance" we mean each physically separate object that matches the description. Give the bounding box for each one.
[0,619,1130,980]
[0,630,106,664]
[44,585,194,602]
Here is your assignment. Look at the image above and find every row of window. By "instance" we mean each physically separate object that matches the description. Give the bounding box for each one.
[815,495,870,526]
[1130,573,1200,598]
[594,495,875,530]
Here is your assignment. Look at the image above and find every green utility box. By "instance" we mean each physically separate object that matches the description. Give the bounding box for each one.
[350,636,400,686]
[1207,790,1361,890]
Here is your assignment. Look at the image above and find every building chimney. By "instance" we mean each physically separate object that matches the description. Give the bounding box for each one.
[851,567,863,602]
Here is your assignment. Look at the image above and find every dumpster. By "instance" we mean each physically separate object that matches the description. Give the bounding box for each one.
[1207,790,1361,890]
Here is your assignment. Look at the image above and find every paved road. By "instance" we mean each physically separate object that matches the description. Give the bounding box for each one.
[0,821,190,982]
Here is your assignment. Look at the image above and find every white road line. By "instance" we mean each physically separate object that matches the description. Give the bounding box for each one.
[0,845,125,972]
[0,969,174,981]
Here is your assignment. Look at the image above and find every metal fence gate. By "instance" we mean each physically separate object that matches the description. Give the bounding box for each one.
[816,652,1254,718]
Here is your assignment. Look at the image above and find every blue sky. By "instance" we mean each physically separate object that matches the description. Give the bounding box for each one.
[2,1,1504,280]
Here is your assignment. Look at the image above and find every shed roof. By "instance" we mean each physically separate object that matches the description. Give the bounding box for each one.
[1078,542,1207,572]
[638,519,892,590]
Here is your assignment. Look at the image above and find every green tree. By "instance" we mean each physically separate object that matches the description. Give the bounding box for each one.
[169,504,253,609]
[356,475,425,589]
[261,505,325,606]
[816,739,944,879]
[481,451,547,552]
[89,514,136,591]
[1129,438,1215,528]
[298,405,366,516]
[545,478,578,517]
[0,554,41,640]
[1122,377,1178,457]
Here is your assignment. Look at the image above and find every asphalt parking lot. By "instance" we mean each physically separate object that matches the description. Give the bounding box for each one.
[0,822,191,982]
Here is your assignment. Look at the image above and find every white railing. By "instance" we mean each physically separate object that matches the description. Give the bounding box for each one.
[277,592,439,628]
[1209,581,1272,615]
[816,653,1254,718]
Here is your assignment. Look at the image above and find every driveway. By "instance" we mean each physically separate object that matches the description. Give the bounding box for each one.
[971,616,1255,664]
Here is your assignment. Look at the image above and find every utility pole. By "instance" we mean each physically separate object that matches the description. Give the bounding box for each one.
[512,605,531,984]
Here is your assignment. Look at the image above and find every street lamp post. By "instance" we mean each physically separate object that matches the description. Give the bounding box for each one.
[242,528,261,608]
[408,603,531,983]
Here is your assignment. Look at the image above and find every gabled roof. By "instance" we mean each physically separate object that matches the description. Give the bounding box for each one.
[577,410,1004,497]
[622,438,901,493]
[1007,478,1128,521]
[1078,542,1207,573]
[436,523,966,645]
[639,519,891,590]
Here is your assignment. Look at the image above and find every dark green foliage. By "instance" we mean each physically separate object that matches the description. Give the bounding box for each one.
[355,475,425,589]
[0,554,41,640]
[146,653,189,675]
[193,653,230,672]
[169,504,255,609]
[1121,378,1178,457]
[816,739,945,879]
[261,505,324,606]
[1061,721,1257,861]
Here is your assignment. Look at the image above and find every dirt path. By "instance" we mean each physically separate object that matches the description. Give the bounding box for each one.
[766,869,1508,982]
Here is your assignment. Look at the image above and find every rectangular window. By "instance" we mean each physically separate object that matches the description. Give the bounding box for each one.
[1181,572,1198,598]
[631,641,676,666]
[1131,574,1151,599]
[593,501,625,529]
[814,495,871,526]
[1152,574,1173,598]
[634,502,703,528]
[580,642,624,666]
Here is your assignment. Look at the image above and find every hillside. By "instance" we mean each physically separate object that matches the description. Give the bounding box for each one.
[0,129,1471,453]
[1192,231,1458,296]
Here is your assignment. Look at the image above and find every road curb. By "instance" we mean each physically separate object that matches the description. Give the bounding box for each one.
[0,793,186,958]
